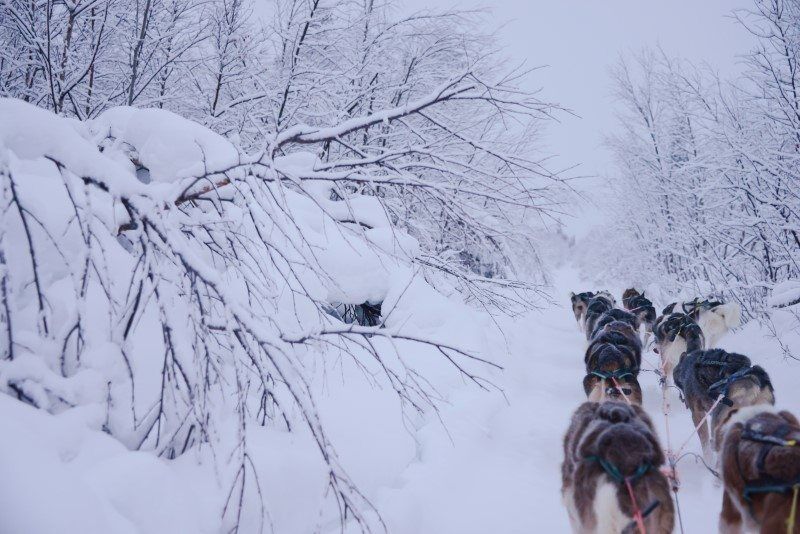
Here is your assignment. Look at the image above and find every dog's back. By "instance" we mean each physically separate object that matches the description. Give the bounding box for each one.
[711,365,776,448]
[562,402,674,533]
[673,349,752,404]
[719,408,800,532]
[673,349,753,455]
[584,295,616,340]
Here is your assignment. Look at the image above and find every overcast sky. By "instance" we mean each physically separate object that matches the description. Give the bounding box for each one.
[402,0,756,234]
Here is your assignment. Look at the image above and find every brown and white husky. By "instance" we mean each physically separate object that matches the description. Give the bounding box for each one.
[719,406,800,533]
[562,402,674,533]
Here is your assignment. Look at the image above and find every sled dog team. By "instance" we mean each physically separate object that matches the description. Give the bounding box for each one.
[563,289,799,533]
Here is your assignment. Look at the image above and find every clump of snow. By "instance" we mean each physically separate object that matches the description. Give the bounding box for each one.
[90,106,240,183]
[0,99,145,197]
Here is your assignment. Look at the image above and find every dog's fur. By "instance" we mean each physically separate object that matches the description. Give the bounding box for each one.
[653,312,705,382]
[673,349,753,458]
[719,407,800,533]
[710,365,775,452]
[663,298,742,348]
[590,308,641,341]
[584,293,617,341]
[570,291,596,330]
[622,288,657,344]
[562,402,674,533]
[585,321,643,373]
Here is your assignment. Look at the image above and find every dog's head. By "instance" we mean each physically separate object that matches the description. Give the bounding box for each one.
[570,291,595,321]
[622,288,641,301]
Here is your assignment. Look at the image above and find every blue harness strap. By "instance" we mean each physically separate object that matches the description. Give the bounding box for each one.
[584,455,651,485]
[590,369,636,381]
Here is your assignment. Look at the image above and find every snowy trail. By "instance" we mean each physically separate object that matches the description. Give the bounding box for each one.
[375,266,793,533]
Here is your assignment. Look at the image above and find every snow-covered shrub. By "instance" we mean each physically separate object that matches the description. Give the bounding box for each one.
[0,0,568,291]
[0,82,560,529]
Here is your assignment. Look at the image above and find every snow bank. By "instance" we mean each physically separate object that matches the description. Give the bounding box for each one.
[0,394,215,534]
[768,280,800,309]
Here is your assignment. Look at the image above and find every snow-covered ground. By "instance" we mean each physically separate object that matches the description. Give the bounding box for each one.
[373,266,800,533]
[6,262,798,533]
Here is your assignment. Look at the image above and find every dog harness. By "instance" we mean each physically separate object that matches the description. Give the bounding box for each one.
[588,369,637,397]
[663,314,702,343]
[736,422,800,528]
[664,298,724,320]
[707,366,766,407]
[589,369,636,381]
[682,298,724,318]
[584,456,659,534]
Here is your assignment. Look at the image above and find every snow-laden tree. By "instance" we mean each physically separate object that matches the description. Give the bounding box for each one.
[595,0,800,324]
[0,1,567,530]
[0,0,566,308]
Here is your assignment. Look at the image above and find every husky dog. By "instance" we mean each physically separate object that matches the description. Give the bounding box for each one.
[719,407,800,533]
[663,298,741,348]
[622,288,657,345]
[570,291,596,330]
[673,349,753,458]
[653,312,705,382]
[584,293,617,341]
[583,347,643,405]
[562,402,674,533]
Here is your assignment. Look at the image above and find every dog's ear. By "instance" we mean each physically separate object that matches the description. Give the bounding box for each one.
[569,291,576,299]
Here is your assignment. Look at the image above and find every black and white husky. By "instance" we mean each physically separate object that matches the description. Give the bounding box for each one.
[653,312,705,382]
[662,298,741,348]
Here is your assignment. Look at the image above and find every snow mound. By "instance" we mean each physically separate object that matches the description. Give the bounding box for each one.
[0,98,143,196]
[90,106,240,183]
